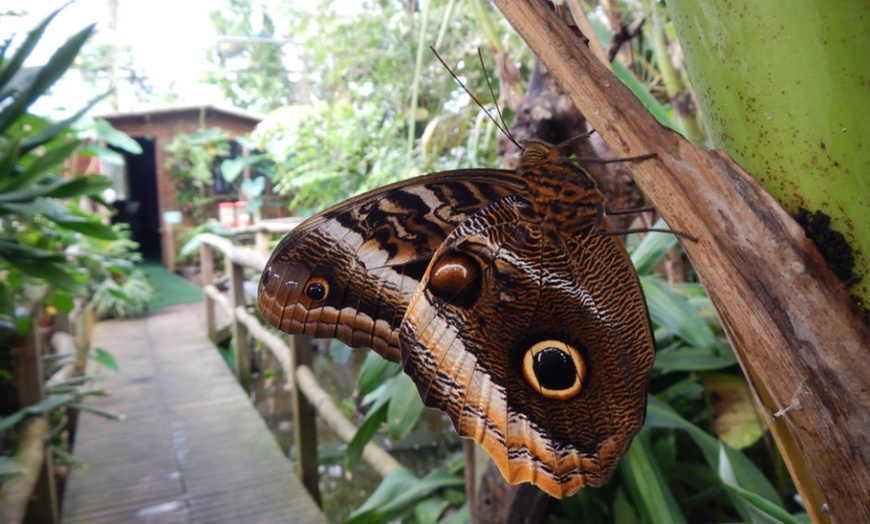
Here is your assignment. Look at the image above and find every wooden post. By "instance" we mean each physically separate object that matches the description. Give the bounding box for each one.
[11,316,59,523]
[290,334,320,505]
[255,230,270,254]
[200,240,216,341]
[165,222,176,273]
[229,260,251,391]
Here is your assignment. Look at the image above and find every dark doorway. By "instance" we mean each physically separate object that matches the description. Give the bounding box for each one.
[113,137,161,261]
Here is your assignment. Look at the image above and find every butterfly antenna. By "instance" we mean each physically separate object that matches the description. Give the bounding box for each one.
[476,48,520,149]
[429,46,517,148]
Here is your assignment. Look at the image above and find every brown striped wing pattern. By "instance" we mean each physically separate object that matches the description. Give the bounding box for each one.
[258,171,526,362]
[258,139,655,498]
[399,140,655,497]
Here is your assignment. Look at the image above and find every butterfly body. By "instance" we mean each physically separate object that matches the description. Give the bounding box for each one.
[258,139,654,498]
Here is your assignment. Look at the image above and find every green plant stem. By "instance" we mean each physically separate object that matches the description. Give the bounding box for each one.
[643,0,704,143]
[667,0,870,305]
[406,1,432,176]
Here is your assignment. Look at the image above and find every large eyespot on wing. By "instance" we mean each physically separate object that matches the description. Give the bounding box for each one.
[257,170,526,362]
[399,196,655,499]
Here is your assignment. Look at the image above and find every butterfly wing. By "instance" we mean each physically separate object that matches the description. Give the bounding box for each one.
[258,170,526,362]
[399,195,655,498]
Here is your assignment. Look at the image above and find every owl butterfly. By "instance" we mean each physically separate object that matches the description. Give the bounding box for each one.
[258,133,658,498]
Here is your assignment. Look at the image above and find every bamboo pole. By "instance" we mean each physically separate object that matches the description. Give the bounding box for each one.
[0,418,50,524]
[490,1,870,522]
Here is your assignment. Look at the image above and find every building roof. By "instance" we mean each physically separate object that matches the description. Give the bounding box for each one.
[97,104,263,127]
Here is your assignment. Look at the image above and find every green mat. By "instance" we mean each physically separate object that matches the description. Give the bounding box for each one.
[139,261,203,309]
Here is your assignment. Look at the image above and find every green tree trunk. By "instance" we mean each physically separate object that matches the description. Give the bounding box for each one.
[666,0,870,305]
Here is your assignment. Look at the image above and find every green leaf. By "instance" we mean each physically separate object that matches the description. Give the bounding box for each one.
[49,444,89,470]
[88,347,119,372]
[0,22,97,135]
[79,143,126,167]
[646,397,784,512]
[0,175,112,203]
[641,276,717,350]
[612,487,642,524]
[630,220,679,275]
[45,174,113,198]
[50,217,118,240]
[703,374,766,449]
[44,291,75,313]
[0,6,64,104]
[2,141,80,193]
[221,154,265,182]
[413,497,449,524]
[2,256,84,295]
[357,351,402,397]
[94,118,143,154]
[387,372,425,441]
[654,345,737,373]
[718,444,803,524]
[0,238,65,260]
[0,394,75,433]
[345,395,389,472]
[66,402,124,420]
[620,428,687,524]
[20,91,111,154]
[347,467,466,524]
[240,175,266,197]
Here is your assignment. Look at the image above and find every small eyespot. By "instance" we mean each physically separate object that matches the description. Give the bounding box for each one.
[427,251,481,307]
[521,340,585,400]
[305,278,328,301]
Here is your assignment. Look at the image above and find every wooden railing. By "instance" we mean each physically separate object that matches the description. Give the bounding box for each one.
[0,295,92,524]
[198,231,402,503]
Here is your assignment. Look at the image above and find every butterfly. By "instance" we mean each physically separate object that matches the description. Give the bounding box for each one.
[257,137,655,498]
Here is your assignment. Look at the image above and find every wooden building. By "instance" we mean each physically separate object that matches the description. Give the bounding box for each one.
[99,105,261,269]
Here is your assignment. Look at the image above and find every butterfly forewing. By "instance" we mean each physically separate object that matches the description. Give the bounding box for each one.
[258,170,525,362]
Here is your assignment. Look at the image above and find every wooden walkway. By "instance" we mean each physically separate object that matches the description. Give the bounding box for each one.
[62,303,326,524]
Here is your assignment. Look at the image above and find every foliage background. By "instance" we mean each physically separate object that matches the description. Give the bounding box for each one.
[1,0,834,522]
[198,1,808,522]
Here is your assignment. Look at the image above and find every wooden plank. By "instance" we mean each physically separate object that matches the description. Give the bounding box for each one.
[62,303,326,524]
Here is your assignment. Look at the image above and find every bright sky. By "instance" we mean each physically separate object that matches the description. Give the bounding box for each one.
[4,0,225,115]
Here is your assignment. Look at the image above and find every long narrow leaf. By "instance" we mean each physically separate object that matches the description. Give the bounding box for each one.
[642,276,717,350]
[0,6,65,101]
[20,91,112,153]
[43,174,113,199]
[94,118,143,153]
[0,394,74,433]
[630,219,679,274]
[2,140,80,192]
[620,427,687,524]
[347,467,465,524]
[0,23,96,134]
[646,397,784,509]
[357,351,402,397]
[387,372,425,441]
[345,395,389,472]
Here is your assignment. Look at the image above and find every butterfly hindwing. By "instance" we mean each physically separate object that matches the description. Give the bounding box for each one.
[258,170,526,362]
[399,148,655,498]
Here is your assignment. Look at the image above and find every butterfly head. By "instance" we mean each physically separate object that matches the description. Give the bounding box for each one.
[518,138,562,167]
